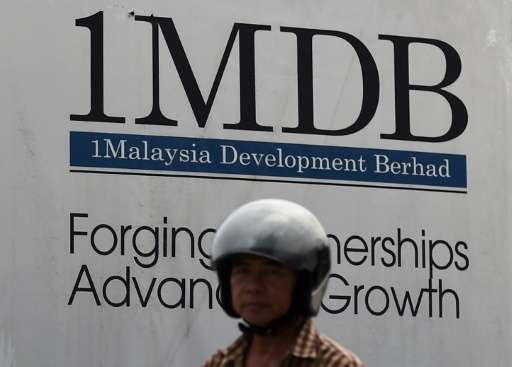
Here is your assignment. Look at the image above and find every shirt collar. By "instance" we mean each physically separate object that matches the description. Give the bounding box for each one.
[220,319,319,365]
[289,319,319,359]
[221,334,247,367]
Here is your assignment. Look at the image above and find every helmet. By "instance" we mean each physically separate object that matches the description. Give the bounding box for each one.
[212,199,331,319]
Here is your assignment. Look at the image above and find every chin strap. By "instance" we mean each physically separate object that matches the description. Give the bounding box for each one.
[238,321,273,336]
[237,312,303,336]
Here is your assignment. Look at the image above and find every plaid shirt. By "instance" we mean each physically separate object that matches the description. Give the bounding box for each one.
[202,319,364,367]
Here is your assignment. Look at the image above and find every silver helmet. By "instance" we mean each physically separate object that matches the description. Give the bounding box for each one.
[212,199,331,318]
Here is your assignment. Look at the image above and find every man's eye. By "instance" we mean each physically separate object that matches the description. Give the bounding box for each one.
[232,267,248,275]
[268,268,283,276]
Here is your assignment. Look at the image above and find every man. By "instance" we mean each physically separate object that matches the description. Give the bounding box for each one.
[203,199,364,367]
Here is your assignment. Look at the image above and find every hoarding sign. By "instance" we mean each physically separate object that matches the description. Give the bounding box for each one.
[1,1,511,366]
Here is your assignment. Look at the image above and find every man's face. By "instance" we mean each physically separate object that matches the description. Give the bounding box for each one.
[230,254,297,326]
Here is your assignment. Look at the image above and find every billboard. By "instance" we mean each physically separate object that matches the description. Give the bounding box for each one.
[1,1,511,366]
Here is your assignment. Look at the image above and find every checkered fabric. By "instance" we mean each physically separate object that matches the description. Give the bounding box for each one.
[202,319,364,367]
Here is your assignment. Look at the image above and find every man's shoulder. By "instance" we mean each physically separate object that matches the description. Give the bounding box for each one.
[202,334,246,367]
[316,334,365,367]
[292,319,364,367]
[202,349,227,367]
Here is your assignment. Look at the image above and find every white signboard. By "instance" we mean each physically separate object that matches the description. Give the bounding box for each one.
[1,1,511,366]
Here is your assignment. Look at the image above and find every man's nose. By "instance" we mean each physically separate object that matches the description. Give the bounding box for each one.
[245,272,266,293]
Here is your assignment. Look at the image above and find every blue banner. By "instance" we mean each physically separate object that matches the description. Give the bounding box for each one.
[69,131,467,189]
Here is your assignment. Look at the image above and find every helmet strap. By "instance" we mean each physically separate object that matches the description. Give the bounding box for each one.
[237,310,304,336]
